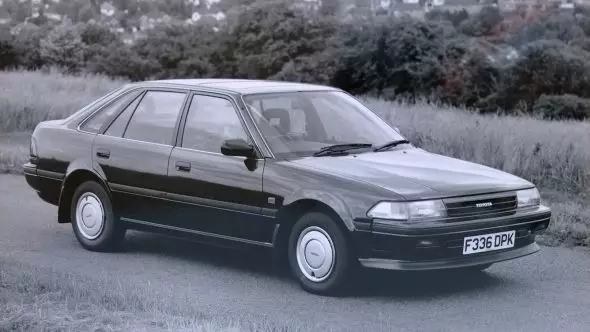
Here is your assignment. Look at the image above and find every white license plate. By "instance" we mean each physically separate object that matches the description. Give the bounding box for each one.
[462,230,515,255]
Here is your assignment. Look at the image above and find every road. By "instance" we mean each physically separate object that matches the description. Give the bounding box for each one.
[1,174,589,331]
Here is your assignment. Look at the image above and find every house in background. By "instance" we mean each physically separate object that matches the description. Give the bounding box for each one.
[0,7,11,25]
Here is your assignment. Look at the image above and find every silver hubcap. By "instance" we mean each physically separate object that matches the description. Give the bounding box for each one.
[75,192,105,240]
[296,226,335,282]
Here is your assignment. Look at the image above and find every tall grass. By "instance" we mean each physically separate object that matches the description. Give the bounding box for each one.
[0,69,127,133]
[365,99,590,193]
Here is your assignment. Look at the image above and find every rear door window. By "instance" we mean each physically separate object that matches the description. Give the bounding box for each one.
[123,91,187,145]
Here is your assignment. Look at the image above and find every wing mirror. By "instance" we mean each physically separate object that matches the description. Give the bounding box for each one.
[221,139,256,158]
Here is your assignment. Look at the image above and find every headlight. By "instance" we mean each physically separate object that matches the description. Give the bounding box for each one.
[367,200,446,222]
[517,188,541,208]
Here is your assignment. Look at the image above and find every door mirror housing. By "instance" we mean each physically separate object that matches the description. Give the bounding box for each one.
[221,139,256,158]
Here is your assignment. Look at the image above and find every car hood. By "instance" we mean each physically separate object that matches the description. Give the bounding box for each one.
[289,148,533,200]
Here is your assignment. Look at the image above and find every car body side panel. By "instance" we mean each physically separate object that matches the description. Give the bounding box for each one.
[92,134,173,224]
[261,160,400,231]
[165,149,273,243]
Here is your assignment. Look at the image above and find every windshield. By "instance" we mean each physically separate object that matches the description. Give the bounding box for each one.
[243,91,406,158]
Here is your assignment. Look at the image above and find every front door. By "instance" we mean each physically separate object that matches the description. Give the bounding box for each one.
[165,93,274,244]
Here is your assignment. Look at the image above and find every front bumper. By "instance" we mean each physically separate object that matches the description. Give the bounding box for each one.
[354,206,551,271]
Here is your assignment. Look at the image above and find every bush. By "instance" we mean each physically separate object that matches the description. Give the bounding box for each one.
[485,40,590,114]
[335,17,451,99]
[39,20,87,73]
[223,0,337,79]
[0,32,18,70]
[533,94,590,120]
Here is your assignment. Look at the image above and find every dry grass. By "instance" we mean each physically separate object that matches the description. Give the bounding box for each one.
[0,69,126,133]
[0,259,295,332]
[365,98,590,193]
[0,70,588,245]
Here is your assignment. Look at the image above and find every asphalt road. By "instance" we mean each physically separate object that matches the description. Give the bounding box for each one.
[1,174,589,332]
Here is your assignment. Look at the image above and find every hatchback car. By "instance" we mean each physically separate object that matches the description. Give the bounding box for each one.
[24,79,551,295]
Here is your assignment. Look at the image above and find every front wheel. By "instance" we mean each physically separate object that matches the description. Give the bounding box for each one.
[71,181,125,252]
[288,211,353,295]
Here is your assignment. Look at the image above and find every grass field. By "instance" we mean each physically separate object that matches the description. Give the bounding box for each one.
[0,70,588,246]
[0,259,291,332]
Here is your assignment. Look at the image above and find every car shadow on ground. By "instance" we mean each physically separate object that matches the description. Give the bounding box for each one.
[122,231,510,300]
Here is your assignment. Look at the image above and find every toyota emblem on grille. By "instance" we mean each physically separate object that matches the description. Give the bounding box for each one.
[476,202,493,208]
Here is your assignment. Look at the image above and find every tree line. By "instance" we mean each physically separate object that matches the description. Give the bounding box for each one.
[2,0,590,120]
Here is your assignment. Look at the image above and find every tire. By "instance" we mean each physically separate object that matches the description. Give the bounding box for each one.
[288,211,353,295]
[70,181,125,252]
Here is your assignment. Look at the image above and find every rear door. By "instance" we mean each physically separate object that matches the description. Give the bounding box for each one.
[92,88,189,223]
[165,92,274,244]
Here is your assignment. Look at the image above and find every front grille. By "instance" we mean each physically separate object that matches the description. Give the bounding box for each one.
[442,192,517,221]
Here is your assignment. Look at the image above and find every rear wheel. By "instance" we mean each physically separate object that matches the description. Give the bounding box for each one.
[288,211,353,295]
[71,181,125,252]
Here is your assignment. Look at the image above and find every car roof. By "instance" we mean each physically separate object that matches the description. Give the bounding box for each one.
[132,78,340,94]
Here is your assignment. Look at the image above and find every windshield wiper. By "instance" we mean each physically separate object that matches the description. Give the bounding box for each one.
[373,140,411,152]
[313,143,373,157]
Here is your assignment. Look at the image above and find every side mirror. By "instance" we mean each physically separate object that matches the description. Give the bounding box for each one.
[221,138,256,158]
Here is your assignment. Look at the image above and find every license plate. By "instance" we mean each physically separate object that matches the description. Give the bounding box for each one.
[462,230,515,255]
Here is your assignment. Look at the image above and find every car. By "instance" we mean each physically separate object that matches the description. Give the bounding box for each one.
[23,79,552,295]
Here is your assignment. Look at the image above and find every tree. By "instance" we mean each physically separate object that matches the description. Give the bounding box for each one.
[335,17,452,99]
[320,0,341,16]
[39,20,87,72]
[222,0,338,79]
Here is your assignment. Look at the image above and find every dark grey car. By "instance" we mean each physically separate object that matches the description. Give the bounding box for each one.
[24,79,552,295]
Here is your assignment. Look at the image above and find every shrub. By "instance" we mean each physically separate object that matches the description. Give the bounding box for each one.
[39,20,87,73]
[486,40,590,114]
[223,0,338,79]
[335,17,451,99]
[0,32,18,70]
[533,94,590,121]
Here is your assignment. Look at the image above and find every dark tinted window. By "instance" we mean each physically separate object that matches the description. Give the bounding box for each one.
[124,91,187,145]
[104,93,142,137]
[181,95,248,153]
[80,91,139,133]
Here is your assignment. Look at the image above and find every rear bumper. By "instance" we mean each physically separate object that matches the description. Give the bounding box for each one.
[354,206,551,271]
[23,162,61,206]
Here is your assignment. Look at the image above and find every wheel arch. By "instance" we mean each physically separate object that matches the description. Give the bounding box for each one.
[272,197,353,265]
[58,165,110,224]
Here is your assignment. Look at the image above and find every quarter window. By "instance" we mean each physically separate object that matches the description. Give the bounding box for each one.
[80,91,140,134]
[104,93,142,137]
[124,91,187,145]
[181,95,248,153]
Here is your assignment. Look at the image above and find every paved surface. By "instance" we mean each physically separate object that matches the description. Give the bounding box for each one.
[1,174,589,331]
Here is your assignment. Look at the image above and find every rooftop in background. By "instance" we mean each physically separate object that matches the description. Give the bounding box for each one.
[138,79,340,94]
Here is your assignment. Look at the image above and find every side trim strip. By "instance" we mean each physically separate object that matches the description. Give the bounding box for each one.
[121,217,274,248]
[110,183,273,218]
[37,169,65,180]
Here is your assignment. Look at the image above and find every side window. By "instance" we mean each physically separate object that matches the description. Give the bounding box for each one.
[104,93,142,137]
[181,95,248,153]
[80,91,139,133]
[123,91,187,145]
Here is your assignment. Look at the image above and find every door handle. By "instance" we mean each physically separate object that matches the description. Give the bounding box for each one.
[96,148,110,159]
[175,161,191,172]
